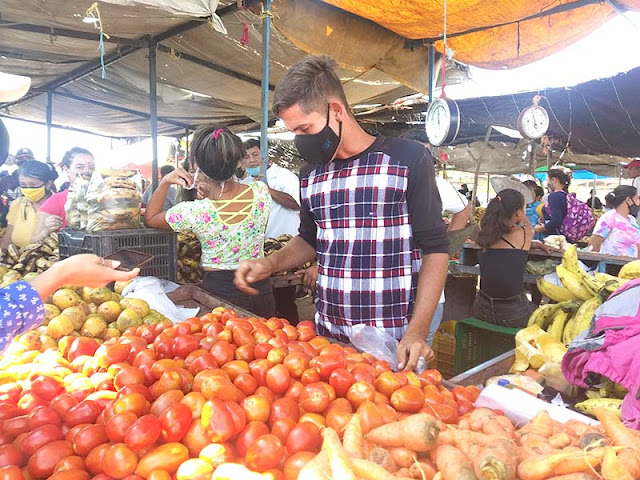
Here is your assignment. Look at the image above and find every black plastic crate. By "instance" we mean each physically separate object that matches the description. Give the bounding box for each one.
[58,228,177,281]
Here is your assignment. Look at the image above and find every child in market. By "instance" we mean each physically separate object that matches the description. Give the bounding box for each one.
[473,188,537,328]
[144,125,275,318]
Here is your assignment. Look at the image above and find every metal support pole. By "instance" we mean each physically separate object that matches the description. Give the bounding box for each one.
[46,91,53,163]
[486,173,490,204]
[260,0,272,180]
[428,44,435,102]
[184,128,190,169]
[149,41,159,193]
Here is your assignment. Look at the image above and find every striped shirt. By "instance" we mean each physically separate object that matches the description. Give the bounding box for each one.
[299,136,448,342]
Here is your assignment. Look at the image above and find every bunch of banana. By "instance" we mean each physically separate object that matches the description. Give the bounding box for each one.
[473,206,486,225]
[618,259,640,280]
[575,398,623,418]
[0,233,59,276]
[264,235,313,276]
[562,296,602,344]
[177,231,203,284]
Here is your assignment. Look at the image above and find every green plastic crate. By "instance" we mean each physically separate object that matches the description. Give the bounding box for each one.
[453,318,519,375]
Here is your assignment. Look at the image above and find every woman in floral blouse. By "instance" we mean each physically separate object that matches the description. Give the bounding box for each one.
[145,125,274,317]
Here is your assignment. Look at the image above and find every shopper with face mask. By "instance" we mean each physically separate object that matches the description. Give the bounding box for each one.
[534,168,571,237]
[589,186,640,257]
[31,147,95,243]
[0,160,58,249]
[234,55,448,372]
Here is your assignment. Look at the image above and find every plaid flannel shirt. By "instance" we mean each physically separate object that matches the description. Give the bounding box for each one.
[299,136,448,343]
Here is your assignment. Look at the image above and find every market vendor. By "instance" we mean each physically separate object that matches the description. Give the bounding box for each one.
[30,147,95,242]
[534,169,571,237]
[0,254,139,353]
[235,55,449,371]
[145,125,275,318]
[0,160,58,249]
[589,185,640,257]
[474,189,537,328]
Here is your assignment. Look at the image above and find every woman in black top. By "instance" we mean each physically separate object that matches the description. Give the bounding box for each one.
[473,189,537,328]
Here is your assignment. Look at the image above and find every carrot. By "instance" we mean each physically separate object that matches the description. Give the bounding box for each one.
[518,433,557,460]
[366,413,440,452]
[396,467,412,477]
[430,444,477,480]
[617,448,640,478]
[322,427,357,480]
[388,447,416,468]
[577,432,609,451]
[601,446,634,480]
[349,458,395,480]
[473,442,517,480]
[595,407,640,452]
[544,474,598,480]
[517,449,604,480]
[563,420,595,439]
[408,461,436,480]
[518,410,554,438]
[549,432,572,449]
[367,447,397,472]
[344,413,364,459]
[469,408,514,438]
[298,450,329,480]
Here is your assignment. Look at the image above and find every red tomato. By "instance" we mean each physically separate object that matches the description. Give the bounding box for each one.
[314,353,347,380]
[233,373,258,396]
[254,343,273,360]
[234,344,255,362]
[346,381,376,408]
[390,385,425,413]
[249,359,271,386]
[325,407,352,436]
[106,412,137,443]
[182,419,210,457]
[329,368,355,398]
[150,390,184,417]
[419,369,443,387]
[48,469,91,480]
[53,455,85,472]
[265,365,291,395]
[299,383,330,413]
[0,445,23,468]
[134,443,189,478]
[85,443,110,476]
[283,352,309,379]
[242,395,271,423]
[17,392,46,412]
[27,440,74,479]
[350,364,376,384]
[0,465,23,480]
[22,424,63,456]
[255,386,276,405]
[30,376,65,401]
[124,415,161,451]
[3,415,29,438]
[286,422,322,454]
[103,443,138,479]
[175,458,213,480]
[210,341,235,367]
[180,392,205,420]
[235,421,269,457]
[189,353,219,375]
[63,400,100,428]
[356,401,384,434]
[283,451,316,480]
[72,424,109,456]
[96,344,130,369]
[269,397,300,425]
[173,335,200,359]
[298,413,326,430]
[285,381,305,402]
[67,337,100,363]
[221,360,250,381]
[374,371,404,397]
[457,397,474,416]
[26,405,62,430]
[201,399,235,443]
[112,394,150,417]
[158,403,192,442]
[0,406,23,423]
[197,373,237,402]
[245,434,284,472]
[271,418,295,444]
[224,401,247,437]
[198,442,235,469]
[113,367,144,391]
[421,403,459,424]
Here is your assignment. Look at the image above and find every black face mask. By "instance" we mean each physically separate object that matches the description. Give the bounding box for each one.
[235,167,245,178]
[294,106,342,166]
[629,201,640,218]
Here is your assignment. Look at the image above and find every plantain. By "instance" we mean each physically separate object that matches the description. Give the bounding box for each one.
[547,309,571,341]
[556,265,594,301]
[564,296,603,344]
[527,302,565,329]
[618,260,640,280]
[7,244,19,261]
[585,389,602,399]
[575,398,623,418]
[537,276,577,302]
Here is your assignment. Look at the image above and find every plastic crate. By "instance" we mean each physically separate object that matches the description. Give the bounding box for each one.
[453,318,518,375]
[431,320,457,378]
[58,228,177,281]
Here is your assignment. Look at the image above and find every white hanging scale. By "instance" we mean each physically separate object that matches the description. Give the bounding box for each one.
[517,95,550,140]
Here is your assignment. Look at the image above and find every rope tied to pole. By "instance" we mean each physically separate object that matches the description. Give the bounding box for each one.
[85,2,110,79]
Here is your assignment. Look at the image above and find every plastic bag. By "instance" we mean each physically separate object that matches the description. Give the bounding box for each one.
[122,276,199,323]
[511,325,567,373]
[350,325,399,370]
[64,176,90,229]
[86,169,142,231]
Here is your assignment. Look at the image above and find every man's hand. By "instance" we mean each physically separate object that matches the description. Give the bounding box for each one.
[44,215,63,233]
[234,258,274,294]
[397,333,434,371]
[296,263,318,293]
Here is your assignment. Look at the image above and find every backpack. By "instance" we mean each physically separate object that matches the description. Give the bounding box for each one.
[559,192,594,242]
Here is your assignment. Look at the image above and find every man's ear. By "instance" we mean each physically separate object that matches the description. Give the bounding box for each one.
[328,100,346,122]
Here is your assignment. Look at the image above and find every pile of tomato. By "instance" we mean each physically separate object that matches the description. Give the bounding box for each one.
[0,307,481,480]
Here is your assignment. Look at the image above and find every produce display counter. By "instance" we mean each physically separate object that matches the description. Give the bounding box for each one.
[167,284,255,317]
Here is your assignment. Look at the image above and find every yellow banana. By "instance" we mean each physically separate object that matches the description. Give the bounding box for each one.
[561,244,605,296]
[618,260,640,280]
[579,273,605,298]
[537,276,577,302]
[564,296,603,344]
[562,244,581,273]
[556,265,594,301]
[585,389,601,399]
[562,315,576,345]
[527,303,564,329]
[547,309,570,342]
[575,398,623,418]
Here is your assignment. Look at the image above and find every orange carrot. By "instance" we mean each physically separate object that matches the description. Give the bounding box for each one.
[563,420,595,439]
[595,407,640,452]
[388,447,416,468]
[349,458,395,480]
[544,474,598,480]
[367,447,397,473]
[518,410,554,438]
[469,408,514,438]
[517,449,604,480]
[617,448,640,478]
[344,413,364,459]
[430,444,476,480]
[298,450,329,480]
[474,442,517,480]
[408,461,436,480]
[322,427,357,480]
[366,414,440,452]
[396,467,412,477]
[601,447,634,480]
[548,432,572,449]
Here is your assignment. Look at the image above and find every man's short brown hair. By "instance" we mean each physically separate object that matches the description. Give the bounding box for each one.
[272,55,349,117]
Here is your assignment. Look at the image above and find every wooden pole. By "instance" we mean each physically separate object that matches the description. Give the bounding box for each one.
[470,126,493,213]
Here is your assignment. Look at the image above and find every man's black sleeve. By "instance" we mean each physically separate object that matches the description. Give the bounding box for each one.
[297,163,317,249]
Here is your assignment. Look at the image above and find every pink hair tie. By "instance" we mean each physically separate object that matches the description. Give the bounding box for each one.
[212,128,223,140]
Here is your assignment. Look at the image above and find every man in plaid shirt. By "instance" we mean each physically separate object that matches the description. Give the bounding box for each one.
[235,55,449,371]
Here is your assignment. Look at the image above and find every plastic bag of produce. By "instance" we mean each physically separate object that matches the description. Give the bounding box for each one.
[86,169,142,231]
[511,325,567,373]
[122,276,199,322]
[350,325,400,370]
[64,176,90,229]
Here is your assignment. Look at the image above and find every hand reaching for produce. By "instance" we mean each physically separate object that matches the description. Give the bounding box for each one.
[397,333,434,371]
[43,214,63,233]
[234,258,274,294]
[297,263,318,293]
